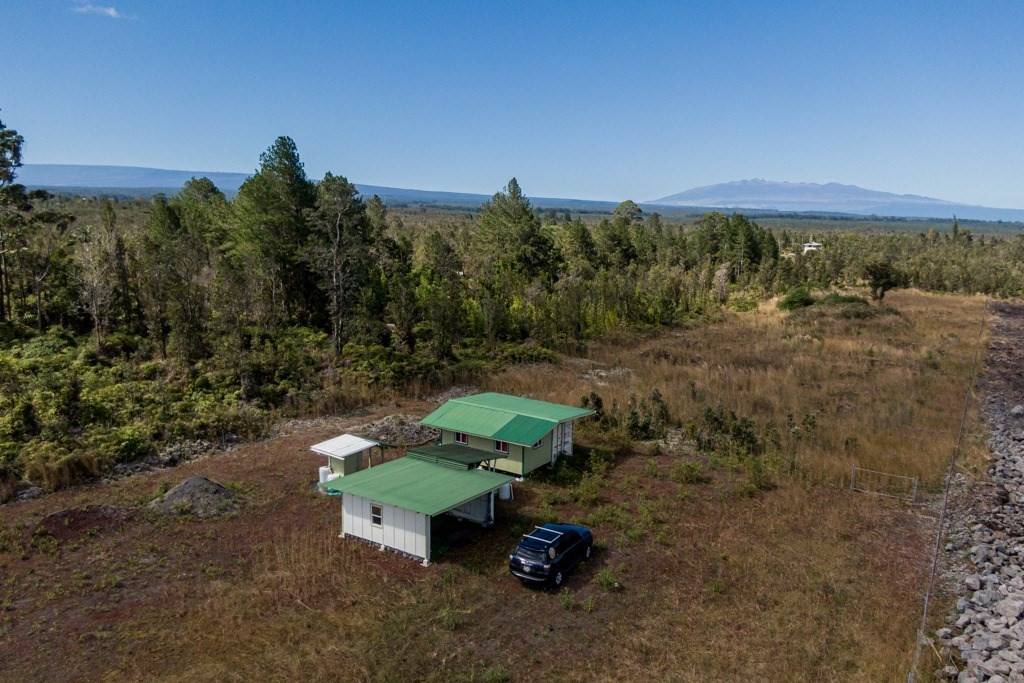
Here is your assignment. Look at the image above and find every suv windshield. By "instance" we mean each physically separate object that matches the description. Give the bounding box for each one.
[516,546,547,563]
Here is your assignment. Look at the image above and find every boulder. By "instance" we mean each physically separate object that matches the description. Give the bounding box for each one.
[15,486,43,501]
[996,598,1024,620]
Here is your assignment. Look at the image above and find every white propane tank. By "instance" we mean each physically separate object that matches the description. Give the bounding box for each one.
[498,482,513,500]
[318,466,332,485]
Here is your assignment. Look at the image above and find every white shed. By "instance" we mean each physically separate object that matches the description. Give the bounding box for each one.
[323,454,513,565]
[310,434,381,485]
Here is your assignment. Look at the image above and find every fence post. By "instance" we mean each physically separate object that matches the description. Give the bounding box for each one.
[850,463,856,491]
[911,477,919,503]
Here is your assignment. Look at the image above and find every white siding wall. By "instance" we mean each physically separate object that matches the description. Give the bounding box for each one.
[342,492,430,561]
[449,493,492,524]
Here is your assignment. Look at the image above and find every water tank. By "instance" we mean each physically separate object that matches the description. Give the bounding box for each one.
[318,466,332,485]
[498,482,513,500]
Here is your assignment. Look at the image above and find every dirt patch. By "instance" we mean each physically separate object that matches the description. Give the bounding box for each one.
[36,505,130,542]
[148,476,237,518]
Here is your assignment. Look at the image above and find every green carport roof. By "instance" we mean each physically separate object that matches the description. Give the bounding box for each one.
[321,456,512,516]
[420,392,593,446]
[405,443,492,468]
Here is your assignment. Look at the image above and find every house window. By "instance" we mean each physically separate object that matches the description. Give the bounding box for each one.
[371,503,383,526]
[494,440,509,454]
[532,439,542,449]
[454,431,468,445]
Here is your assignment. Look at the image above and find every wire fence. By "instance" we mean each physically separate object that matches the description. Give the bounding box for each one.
[906,313,987,683]
[849,464,920,502]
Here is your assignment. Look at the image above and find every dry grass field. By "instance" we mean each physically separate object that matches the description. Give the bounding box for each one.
[0,290,990,682]
[491,289,989,487]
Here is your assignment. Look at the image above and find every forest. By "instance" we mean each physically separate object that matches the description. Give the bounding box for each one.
[1,117,1022,498]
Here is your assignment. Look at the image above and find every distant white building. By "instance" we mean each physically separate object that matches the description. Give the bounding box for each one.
[802,240,822,255]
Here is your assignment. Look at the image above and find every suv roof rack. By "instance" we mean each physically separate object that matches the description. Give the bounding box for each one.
[523,526,564,543]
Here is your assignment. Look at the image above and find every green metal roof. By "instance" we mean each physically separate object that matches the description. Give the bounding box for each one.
[454,393,594,421]
[405,443,492,468]
[321,456,512,516]
[420,392,593,446]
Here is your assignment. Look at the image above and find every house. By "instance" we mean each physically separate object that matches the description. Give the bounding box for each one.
[310,434,382,486]
[322,443,513,565]
[320,393,592,564]
[802,240,822,254]
[419,392,595,477]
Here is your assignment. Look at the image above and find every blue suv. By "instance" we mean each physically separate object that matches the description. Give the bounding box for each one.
[509,523,594,587]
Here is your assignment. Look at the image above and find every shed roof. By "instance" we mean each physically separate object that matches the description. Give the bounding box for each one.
[420,392,593,447]
[310,434,379,459]
[322,456,512,516]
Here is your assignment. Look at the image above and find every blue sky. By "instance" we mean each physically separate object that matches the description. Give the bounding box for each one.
[7,1,1024,205]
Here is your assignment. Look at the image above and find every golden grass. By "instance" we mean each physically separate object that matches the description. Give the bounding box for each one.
[486,289,989,487]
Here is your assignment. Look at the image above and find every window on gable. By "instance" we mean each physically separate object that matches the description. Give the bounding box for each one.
[371,503,383,526]
[454,431,468,445]
[494,440,509,454]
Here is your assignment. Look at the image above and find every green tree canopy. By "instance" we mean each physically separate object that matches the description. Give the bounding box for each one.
[232,136,318,323]
[476,178,558,280]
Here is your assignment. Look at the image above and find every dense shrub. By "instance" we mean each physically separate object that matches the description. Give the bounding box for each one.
[817,292,868,306]
[693,405,764,456]
[498,343,558,365]
[625,389,671,440]
[671,461,710,484]
[778,287,816,311]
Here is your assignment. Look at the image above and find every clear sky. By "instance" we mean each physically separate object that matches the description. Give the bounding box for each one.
[7,1,1024,206]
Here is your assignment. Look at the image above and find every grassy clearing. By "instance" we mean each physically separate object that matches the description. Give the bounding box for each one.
[489,289,989,487]
[0,289,989,682]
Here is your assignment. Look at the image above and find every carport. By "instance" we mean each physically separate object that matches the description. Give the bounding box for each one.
[323,453,513,565]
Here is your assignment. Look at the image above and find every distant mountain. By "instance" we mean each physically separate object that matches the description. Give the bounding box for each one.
[17,163,628,213]
[19,165,1024,222]
[19,164,252,194]
[652,179,1024,222]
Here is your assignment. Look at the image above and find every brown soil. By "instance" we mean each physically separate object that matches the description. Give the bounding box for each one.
[35,505,130,543]
[0,402,430,683]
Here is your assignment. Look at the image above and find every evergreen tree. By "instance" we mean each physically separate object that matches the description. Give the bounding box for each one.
[418,231,464,359]
[138,197,209,360]
[476,178,558,280]
[305,172,372,353]
[232,137,317,323]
